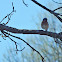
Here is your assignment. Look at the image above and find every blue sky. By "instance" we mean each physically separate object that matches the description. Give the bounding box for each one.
[0,0,62,62]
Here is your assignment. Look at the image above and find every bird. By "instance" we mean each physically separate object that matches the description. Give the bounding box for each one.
[41,18,49,31]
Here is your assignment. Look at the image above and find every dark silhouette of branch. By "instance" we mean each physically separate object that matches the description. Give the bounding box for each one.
[15,47,25,51]
[0,24,62,41]
[53,7,62,11]
[12,2,15,12]
[52,0,62,4]
[55,13,62,16]
[1,30,25,53]
[2,31,44,62]
[8,37,25,53]
[8,37,18,54]
[53,7,62,16]
[22,0,28,7]
[31,0,62,22]
[0,2,16,25]
[54,38,62,45]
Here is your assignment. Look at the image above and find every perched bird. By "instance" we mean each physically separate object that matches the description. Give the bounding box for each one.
[41,18,49,31]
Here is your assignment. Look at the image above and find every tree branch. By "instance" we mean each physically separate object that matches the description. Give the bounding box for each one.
[0,24,62,41]
[0,2,16,24]
[22,0,28,7]
[3,31,44,62]
[53,7,62,11]
[31,0,62,22]
[52,0,62,4]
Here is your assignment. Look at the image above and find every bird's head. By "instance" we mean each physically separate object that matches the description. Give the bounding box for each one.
[43,18,47,22]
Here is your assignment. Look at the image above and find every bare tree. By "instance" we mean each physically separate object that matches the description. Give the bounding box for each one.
[0,0,62,62]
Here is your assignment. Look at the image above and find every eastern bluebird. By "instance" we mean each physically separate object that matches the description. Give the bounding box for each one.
[41,18,49,31]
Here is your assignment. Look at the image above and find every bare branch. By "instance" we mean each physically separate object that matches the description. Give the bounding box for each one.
[9,37,18,50]
[22,0,28,7]
[31,0,62,22]
[52,0,62,4]
[12,2,15,12]
[3,31,44,62]
[0,2,16,25]
[54,38,62,45]
[15,47,25,51]
[1,30,25,53]
[0,24,62,41]
[53,7,62,11]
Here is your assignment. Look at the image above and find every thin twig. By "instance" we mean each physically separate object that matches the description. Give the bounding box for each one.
[53,7,62,11]
[22,0,28,7]
[52,0,62,4]
[15,47,25,51]
[1,30,25,53]
[54,38,62,45]
[0,2,16,24]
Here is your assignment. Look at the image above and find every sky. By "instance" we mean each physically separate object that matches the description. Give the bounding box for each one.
[0,0,62,62]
